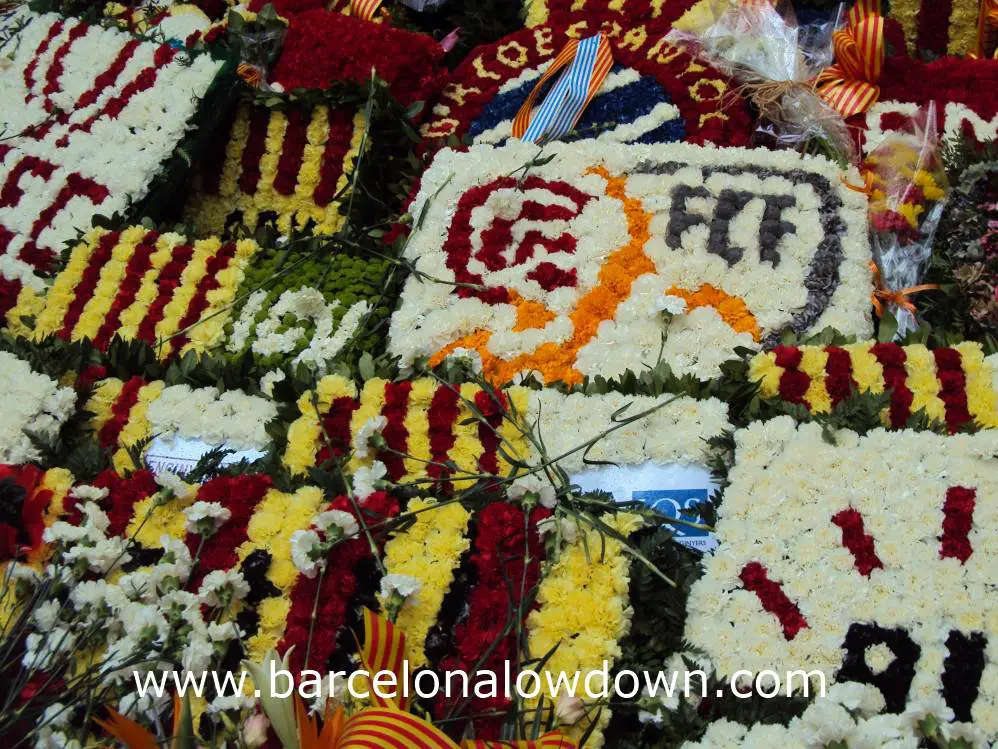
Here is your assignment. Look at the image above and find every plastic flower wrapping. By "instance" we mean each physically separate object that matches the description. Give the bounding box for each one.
[0,0,997,748]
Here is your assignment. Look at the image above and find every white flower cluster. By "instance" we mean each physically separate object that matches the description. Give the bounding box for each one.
[0,351,76,463]
[685,418,998,737]
[526,390,731,475]
[228,287,370,375]
[388,139,872,382]
[290,508,361,579]
[0,11,222,288]
[23,503,253,719]
[683,683,989,748]
[146,384,277,451]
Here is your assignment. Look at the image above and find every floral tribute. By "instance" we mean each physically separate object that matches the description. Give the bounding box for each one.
[934,163,998,337]
[5,226,258,357]
[421,18,753,147]
[685,418,998,742]
[0,11,222,298]
[749,340,998,431]
[524,0,701,31]
[887,0,980,57]
[224,248,391,371]
[0,351,76,465]
[267,10,443,106]
[857,56,998,152]
[526,511,642,749]
[389,140,873,384]
[282,375,531,486]
[87,376,276,473]
[185,101,367,237]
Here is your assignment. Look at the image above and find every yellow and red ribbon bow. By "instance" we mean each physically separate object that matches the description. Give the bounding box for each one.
[868,260,938,318]
[341,608,578,749]
[976,0,998,59]
[511,33,613,144]
[816,0,885,117]
[350,0,384,21]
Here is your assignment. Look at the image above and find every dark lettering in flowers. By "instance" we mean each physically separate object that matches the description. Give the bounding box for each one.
[942,630,987,721]
[838,622,921,713]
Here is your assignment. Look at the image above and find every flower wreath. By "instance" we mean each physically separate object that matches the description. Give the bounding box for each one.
[0,11,222,294]
[185,100,367,238]
[420,17,753,148]
[686,418,998,740]
[5,226,259,358]
[86,376,276,474]
[388,139,873,385]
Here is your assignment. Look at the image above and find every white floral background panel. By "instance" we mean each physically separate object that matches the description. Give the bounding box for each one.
[0,11,221,286]
[525,389,730,474]
[388,140,873,385]
[685,417,998,735]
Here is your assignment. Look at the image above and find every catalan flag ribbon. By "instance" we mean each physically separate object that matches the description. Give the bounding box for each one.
[511,33,613,144]
[816,0,885,117]
[350,0,383,20]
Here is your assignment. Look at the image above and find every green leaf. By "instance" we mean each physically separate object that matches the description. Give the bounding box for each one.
[358,352,376,381]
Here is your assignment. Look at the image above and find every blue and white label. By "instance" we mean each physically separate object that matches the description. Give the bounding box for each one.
[570,461,717,552]
[632,488,716,552]
[145,436,267,478]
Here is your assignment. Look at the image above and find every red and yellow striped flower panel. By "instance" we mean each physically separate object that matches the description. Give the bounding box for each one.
[749,341,998,431]
[283,376,531,488]
[6,227,257,359]
[186,102,366,237]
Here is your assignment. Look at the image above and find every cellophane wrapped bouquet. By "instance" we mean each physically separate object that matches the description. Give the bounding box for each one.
[667,0,855,162]
[865,103,949,337]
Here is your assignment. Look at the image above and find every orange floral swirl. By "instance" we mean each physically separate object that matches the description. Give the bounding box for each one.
[429,167,653,385]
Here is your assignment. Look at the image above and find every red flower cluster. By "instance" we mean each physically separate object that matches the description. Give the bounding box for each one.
[772,345,809,405]
[62,469,158,538]
[443,176,590,305]
[831,507,884,577]
[269,11,444,106]
[0,275,23,326]
[434,501,551,739]
[279,491,399,675]
[824,346,855,408]
[739,561,809,641]
[183,474,273,588]
[474,390,506,477]
[940,486,976,563]
[870,343,914,428]
[315,396,360,466]
[933,348,972,432]
[426,386,460,490]
[851,56,998,151]
[378,381,412,481]
[96,376,147,450]
[0,465,52,561]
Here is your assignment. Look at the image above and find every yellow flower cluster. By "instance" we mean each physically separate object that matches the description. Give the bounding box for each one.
[378,498,471,667]
[283,376,531,486]
[85,378,166,473]
[284,375,359,475]
[187,103,367,237]
[6,228,256,360]
[237,486,326,664]
[526,512,642,749]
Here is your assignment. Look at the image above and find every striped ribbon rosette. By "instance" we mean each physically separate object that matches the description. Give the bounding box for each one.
[351,0,383,20]
[511,33,613,144]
